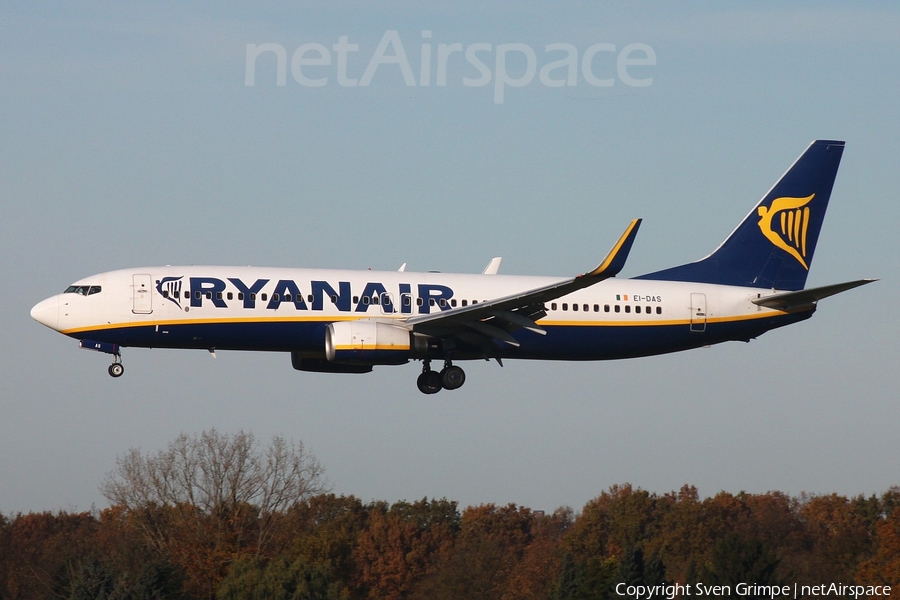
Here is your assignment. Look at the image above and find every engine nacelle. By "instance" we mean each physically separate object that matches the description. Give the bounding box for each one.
[291,354,373,374]
[325,321,412,365]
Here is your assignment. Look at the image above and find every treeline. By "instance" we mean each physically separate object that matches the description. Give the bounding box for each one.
[1,431,898,599]
[3,486,900,599]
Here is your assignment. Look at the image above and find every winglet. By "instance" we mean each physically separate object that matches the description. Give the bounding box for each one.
[482,257,502,275]
[582,219,642,279]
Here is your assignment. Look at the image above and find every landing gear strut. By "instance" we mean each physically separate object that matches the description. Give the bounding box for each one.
[416,360,466,394]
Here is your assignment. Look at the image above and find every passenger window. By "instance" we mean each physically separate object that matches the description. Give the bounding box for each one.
[217,292,223,300]
[353,296,359,303]
[604,304,610,312]
[614,305,620,313]
[429,299,435,306]
[162,290,169,298]
[373,295,379,305]
[462,299,468,307]
[250,293,256,301]
[656,306,662,314]
[308,294,314,303]
[417,298,424,306]
[562,303,568,311]
[238,293,244,301]
[329,295,336,304]
[451,299,457,307]
[583,304,588,312]
[593,304,599,312]
[646,306,651,314]
[195,292,201,300]
[185,291,190,299]
[625,305,631,313]
[206,292,212,300]
[284,293,292,301]
[227,292,233,300]
[272,293,280,302]
[362,296,370,305]
[403,295,411,306]
[261,293,268,301]
[572,304,578,312]
[635,306,641,314]
[551,303,557,310]
[439,298,446,307]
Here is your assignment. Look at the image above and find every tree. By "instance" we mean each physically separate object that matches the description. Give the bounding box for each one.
[217,555,343,600]
[279,494,369,595]
[699,533,782,589]
[799,493,872,581]
[352,498,459,599]
[100,429,327,597]
[856,505,900,585]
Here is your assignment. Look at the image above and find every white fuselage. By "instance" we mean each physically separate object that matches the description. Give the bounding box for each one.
[31,266,805,362]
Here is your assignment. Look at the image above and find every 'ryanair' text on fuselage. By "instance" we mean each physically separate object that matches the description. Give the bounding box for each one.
[158,276,456,314]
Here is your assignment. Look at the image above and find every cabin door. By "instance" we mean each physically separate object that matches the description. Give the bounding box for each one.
[690,293,707,332]
[133,274,153,314]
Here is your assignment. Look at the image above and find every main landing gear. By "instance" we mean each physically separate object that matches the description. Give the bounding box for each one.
[416,360,466,394]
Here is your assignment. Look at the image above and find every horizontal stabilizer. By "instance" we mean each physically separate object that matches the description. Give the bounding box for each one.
[752,278,876,311]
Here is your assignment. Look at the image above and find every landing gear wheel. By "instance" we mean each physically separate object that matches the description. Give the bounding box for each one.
[440,365,466,390]
[416,370,442,394]
[108,363,124,378]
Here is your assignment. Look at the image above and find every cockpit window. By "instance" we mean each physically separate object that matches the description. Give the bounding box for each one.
[64,285,101,296]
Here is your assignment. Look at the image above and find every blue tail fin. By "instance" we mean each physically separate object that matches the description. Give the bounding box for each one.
[636,140,845,291]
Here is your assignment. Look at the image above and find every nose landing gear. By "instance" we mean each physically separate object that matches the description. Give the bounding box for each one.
[78,339,125,378]
[108,360,124,378]
[416,360,466,394]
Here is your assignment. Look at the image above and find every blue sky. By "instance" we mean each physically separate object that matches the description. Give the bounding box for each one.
[3,2,899,514]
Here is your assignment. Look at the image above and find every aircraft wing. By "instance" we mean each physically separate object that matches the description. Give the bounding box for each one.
[751,278,877,312]
[404,219,641,348]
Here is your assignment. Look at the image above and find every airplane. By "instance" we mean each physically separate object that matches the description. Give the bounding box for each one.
[31,140,875,394]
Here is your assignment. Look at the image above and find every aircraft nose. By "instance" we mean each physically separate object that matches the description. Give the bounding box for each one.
[31,296,59,330]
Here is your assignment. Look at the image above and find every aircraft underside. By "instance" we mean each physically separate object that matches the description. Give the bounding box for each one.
[68,310,812,393]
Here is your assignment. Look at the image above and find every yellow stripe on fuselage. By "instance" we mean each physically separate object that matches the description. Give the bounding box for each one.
[59,314,380,335]
[61,308,789,337]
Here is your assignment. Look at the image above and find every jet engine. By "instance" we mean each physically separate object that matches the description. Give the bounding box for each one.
[325,321,414,365]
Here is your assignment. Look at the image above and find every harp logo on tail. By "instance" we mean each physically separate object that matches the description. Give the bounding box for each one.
[757,194,815,270]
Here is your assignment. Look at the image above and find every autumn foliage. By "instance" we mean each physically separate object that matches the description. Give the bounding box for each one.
[1,434,898,599]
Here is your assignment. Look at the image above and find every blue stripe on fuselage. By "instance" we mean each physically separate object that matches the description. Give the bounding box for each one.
[65,311,812,361]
